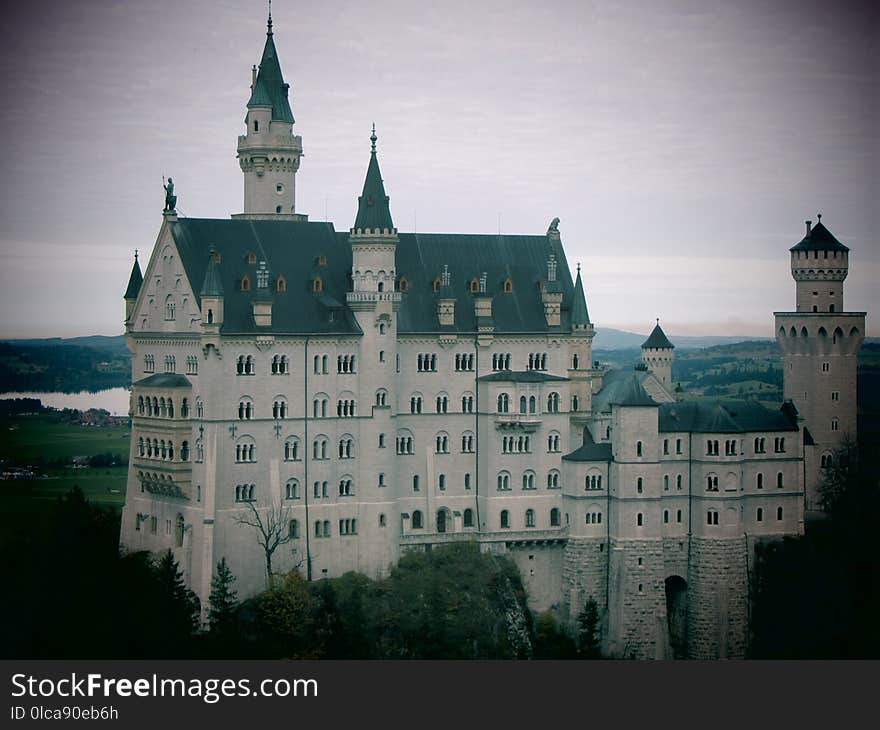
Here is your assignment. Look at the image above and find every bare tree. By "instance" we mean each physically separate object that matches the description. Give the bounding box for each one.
[233,499,298,587]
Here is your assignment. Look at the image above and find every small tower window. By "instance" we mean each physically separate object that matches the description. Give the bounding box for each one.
[503,277,513,293]
[313,276,323,293]
[470,278,480,293]
[241,275,251,291]
[276,205,282,214]
[247,251,257,264]
[276,276,286,292]
[399,277,408,292]
[276,183,284,193]
[253,119,259,132]
[433,277,442,293]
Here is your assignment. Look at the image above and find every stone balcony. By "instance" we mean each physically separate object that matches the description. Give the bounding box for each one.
[494,413,542,432]
[400,526,568,548]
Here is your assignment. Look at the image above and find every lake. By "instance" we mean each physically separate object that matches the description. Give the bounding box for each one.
[0,388,131,416]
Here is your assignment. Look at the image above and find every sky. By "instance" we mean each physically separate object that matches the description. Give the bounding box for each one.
[0,0,876,339]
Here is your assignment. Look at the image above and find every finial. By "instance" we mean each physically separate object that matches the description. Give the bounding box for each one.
[817,212,822,222]
[134,249,138,262]
[267,0,273,33]
[576,262,581,274]
[370,123,377,153]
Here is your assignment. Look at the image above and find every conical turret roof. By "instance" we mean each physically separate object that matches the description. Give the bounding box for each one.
[247,14,295,124]
[642,322,674,350]
[200,251,224,297]
[790,216,848,252]
[353,126,394,232]
[571,264,590,326]
[124,253,143,300]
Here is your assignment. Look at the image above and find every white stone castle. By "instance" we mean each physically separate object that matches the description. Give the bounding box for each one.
[119,14,865,659]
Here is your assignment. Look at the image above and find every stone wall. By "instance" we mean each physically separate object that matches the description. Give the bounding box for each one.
[686,536,749,659]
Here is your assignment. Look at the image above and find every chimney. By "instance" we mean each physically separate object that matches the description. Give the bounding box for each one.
[251,65,257,89]
[805,220,812,235]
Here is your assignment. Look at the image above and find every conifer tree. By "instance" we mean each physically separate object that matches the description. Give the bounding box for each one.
[208,557,238,635]
[577,597,601,658]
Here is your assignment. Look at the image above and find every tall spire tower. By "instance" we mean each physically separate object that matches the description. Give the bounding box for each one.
[234,9,305,220]
[775,215,866,512]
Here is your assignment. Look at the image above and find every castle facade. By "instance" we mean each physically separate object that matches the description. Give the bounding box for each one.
[119,15,865,658]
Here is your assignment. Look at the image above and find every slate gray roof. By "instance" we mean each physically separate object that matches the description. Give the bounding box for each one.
[642,322,674,349]
[790,219,848,252]
[168,212,581,336]
[658,400,798,434]
[563,428,612,462]
[478,370,570,383]
[392,231,577,333]
[124,256,143,300]
[171,218,361,335]
[593,369,655,413]
[353,130,394,232]
[247,17,294,124]
[200,251,224,297]
[571,266,590,326]
[134,373,192,389]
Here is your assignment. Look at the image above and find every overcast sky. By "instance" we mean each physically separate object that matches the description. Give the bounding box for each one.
[0,0,876,339]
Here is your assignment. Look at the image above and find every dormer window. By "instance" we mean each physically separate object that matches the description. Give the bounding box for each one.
[399,277,409,293]
[276,276,287,292]
[316,255,328,267]
[241,275,251,292]
[433,277,442,293]
[313,276,323,293]
[247,252,257,264]
[470,278,479,293]
[503,277,513,293]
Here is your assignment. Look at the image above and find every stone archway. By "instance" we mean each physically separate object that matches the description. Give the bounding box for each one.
[436,508,452,534]
[665,575,688,659]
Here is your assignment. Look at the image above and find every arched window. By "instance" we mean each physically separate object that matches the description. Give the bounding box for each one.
[756,507,763,522]
[503,277,513,293]
[547,392,559,413]
[175,514,185,547]
[637,477,643,494]
[241,275,251,292]
[285,480,299,500]
[500,510,510,529]
[637,513,644,527]
[463,509,474,528]
[497,393,509,413]
[412,510,423,529]
[284,438,300,461]
[398,277,408,292]
[312,276,323,292]
[288,520,299,539]
[525,509,535,528]
[776,472,784,488]
[520,395,527,414]
[550,508,560,526]
[547,470,560,489]
[776,506,783,521]
[636,441,643,457]
[180,441,189,461]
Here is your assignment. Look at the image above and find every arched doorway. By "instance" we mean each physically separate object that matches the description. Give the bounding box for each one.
[437,508,448,534]
[665,575,688,659]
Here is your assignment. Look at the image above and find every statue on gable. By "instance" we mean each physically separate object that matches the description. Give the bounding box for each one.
[547,217,560,234]
[163,176,177,213]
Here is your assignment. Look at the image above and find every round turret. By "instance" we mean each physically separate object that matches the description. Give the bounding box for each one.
[790,216,849,313]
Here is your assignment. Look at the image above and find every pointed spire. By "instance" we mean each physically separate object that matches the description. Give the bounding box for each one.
[124,250,143,300]
[571,263,590,326]
[642,321,674,350]
[200,249,224,297]
[247,8,294,123]
[353,126,394,232]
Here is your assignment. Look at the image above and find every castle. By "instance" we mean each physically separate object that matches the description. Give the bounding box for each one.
[119,14,865,659]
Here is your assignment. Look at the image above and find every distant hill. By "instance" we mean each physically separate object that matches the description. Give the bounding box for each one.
[593,328,771,351]
[1,334,128,356]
